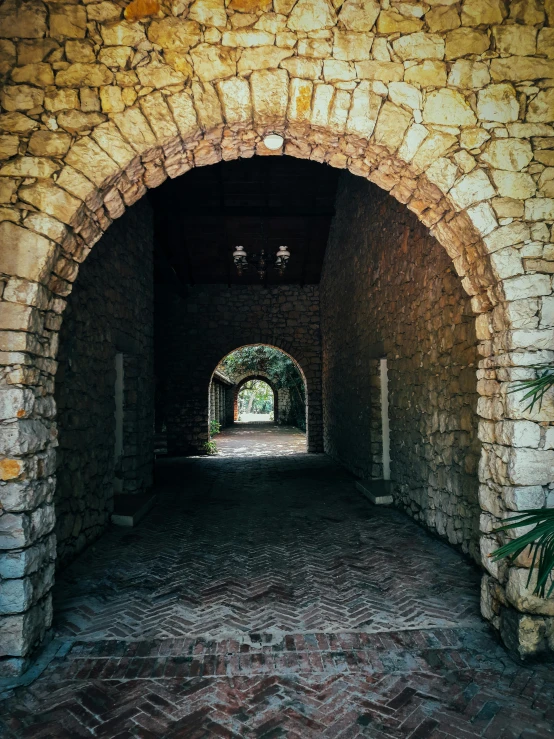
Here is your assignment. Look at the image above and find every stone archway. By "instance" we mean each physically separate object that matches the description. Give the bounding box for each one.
[234,374,278,422]
[1,0,553,669]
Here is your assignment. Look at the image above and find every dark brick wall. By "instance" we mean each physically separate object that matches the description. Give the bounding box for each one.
[157,284,322,454]
[321,173,481,560]
[55,201,154,569]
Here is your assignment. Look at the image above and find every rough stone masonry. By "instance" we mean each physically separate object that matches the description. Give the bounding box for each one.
[0,0,554,671]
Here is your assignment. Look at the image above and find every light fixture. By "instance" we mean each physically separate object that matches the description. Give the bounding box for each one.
[263,133,284,150]
[233,244,290,281]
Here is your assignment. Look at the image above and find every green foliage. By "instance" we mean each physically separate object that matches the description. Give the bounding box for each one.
[491,509,554,598]
[203,440,218,455]
[491,363,554,597]
[508,364,554,413]
[210,419,221,436]
[238,379,274,414]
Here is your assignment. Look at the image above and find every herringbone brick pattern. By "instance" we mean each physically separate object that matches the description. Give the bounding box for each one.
[2,435,553,737]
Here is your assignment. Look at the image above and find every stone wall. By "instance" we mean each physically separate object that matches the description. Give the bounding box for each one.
[322,173,481,561]
[55,199,154,569]
[157,284,321,454]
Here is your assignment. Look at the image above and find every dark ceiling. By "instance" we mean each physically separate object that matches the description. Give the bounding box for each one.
[150,156,341,287]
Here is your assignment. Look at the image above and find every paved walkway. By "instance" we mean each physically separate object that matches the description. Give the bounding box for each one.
[2,432,554,737]
[215,422,306,457]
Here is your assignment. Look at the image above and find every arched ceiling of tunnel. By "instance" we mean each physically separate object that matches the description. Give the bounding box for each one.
[149,156,341,285]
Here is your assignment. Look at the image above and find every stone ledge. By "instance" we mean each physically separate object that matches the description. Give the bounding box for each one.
[111,493,156,527]
[356,479,393,505]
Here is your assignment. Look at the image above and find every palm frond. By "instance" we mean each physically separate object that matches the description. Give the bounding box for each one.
[491,509,554,598]
[508,364,554,413]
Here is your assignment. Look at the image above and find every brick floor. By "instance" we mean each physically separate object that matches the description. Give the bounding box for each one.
[1,430,553,738]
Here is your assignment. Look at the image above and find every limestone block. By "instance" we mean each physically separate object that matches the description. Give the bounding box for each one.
[65,41,96,64]
[355,60,404,82]
[388,82,421,110]
[139,92,180,143]
[57,110,107,134]
[216,77,251,124]
[323,60,355,83]
[279,57,321,79]
[496,420,541,449]
[188,0,227,28]
[467,201,498,236]
[136,63,185,88]
[373,101,412,151]
[191,44,236,81]
[545,426,554,449]
[287,0,336,32]
[461,0,506,26]
[191,81,223,130]
[0,387,34,421]
[491,57,554,82]
[424,156,457,193]
[329,88,350,132]
[87,1,122,22]
[527,89,554,124]
[238,46,293,74]
[490,170,536,200]
[0,419,51,456]
[525,198,554,221]
[448,60,489,89]
[250,69,289,124]
[27,131,70,158]
[229,0,272,10]
[445,28,489,60]
[504,485,545,510]
[147,18,200,50]
[346,81,381,139]
[167,90,200,138]
[423,89,476,127]
[397,123,428,162]
[50,4,87,39]
[338,0,380,31]
[490,247,524,280]
[376,10,422,33]
[0,135,18,160]
[0,566,54,616]
[509,0,545,25]
[541,296,554,328]
[0,156,61,177]
[502,274,552,302]
[287,78,313,122]
[393,33,444,61]
[100,21,146,47]
[449,169,495,209]
[0,534,55,578]
[0,596,52,658]
[56,63,113,87]
[164,51,193,78]
[24,212,67,244]
[0,179,17,204]
[44,88,79,112]
[411,132,457,172]
[0,39,15,76]
[404,60,446,87]
[476,85,519,126]
[311,83,334,126]
[333,31,372,61]
[99,86,124,114]
[98,46,132,69]
[297,38,332,58]
[11,62,54,87]
[538,28,554,60]
[0,85,44,112]
[507,567,554,616]
[426,5,460,32]
[113,106,157,154]
[0,222,57,283]
[19,181,82,226]
[484,222,530,253]
[222,30,274,47]
[254,13,287,33]
[481,139,533,172]
[0,0,47,39]
[493,25,537,57]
